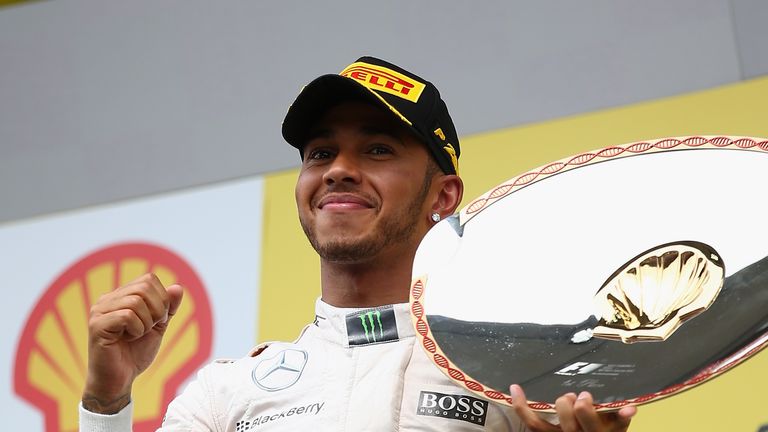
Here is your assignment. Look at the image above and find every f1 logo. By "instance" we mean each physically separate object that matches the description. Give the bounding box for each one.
[554,362,604,376]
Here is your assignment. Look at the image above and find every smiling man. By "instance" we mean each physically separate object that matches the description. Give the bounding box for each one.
[293,101,455,307]
[80,56,636,431]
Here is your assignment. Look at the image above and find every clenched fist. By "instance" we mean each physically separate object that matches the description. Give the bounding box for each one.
[82,273,184,414]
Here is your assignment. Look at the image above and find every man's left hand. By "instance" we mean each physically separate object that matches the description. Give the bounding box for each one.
[509,384,636,432]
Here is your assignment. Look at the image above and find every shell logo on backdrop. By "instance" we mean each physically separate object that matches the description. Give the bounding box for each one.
[13,243,213,432]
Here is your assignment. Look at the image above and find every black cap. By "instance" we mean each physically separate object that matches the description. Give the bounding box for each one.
[282,56,460,175]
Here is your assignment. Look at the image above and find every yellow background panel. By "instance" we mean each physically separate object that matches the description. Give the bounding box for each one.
[259,170,320,342]
[259,76,768,431]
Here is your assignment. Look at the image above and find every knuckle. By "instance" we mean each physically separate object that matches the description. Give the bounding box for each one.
[116,308,135,320]
[88,303,100,318]
[137,282,153,294]
[94,292,112,305]
[87,314,101,329]
[139,272,158,284]
[156,286,170,305]
[124,294,147,311]
[117,309,144,330]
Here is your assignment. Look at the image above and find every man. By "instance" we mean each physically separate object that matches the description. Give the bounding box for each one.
[80,56,636,431]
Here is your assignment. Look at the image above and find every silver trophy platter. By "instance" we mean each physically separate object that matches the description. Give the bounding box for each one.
[410,136,768,411]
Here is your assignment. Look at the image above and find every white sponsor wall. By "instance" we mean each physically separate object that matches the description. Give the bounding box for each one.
[0,177,264,429]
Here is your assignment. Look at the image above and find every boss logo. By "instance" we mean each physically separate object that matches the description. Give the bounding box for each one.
[417,391,488,426]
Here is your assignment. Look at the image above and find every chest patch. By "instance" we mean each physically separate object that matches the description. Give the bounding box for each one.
[345,306,399,346]
[417,391,488,426]
[251,348,308,391]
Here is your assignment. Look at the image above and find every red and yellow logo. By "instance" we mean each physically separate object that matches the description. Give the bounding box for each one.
[14,243,213,432]
[340,62,426,103]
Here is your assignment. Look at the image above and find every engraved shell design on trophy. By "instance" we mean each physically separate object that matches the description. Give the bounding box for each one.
[593,241,725,344]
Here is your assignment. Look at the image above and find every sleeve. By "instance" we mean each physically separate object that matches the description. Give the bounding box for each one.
[79,401,134,432]
[79,366,220,432]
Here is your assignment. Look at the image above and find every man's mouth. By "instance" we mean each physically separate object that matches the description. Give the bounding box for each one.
[317,193,375,211]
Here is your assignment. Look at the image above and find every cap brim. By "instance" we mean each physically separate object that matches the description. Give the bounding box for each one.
[281,74,408,151]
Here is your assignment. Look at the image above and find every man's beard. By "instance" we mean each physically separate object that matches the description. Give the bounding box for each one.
[300,173,433,264]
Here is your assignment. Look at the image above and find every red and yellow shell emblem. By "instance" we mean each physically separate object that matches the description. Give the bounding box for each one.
[14,243,213,432]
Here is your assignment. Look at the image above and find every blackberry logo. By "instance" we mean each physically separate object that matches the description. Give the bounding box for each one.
[235,402,324,429]
[417,391,488,426]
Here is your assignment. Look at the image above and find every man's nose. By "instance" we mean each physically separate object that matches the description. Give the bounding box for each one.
[323,152,362,185]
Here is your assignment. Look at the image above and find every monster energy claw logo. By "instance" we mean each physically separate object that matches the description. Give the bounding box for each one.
[359,310,384,342]
[346,306,399,346]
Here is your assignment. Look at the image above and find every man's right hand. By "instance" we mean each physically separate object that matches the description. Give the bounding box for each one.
[81,273,184,414]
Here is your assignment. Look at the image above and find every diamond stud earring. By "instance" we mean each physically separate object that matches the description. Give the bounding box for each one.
[431,213,441,222]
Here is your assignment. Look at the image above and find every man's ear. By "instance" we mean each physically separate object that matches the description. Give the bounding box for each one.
[431,175,464,219]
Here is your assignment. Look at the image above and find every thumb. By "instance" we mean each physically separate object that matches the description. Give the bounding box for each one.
[165,284,184,322]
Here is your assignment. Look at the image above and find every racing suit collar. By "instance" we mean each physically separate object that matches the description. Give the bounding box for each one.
[314,298,415,348]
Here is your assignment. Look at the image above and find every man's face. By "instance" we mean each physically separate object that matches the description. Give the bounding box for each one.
[295,101,437,264]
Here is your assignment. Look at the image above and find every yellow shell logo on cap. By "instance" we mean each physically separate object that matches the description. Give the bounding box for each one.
[13,243,213,432]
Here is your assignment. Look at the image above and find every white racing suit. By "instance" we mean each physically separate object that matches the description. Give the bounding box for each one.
[80,299,549,431]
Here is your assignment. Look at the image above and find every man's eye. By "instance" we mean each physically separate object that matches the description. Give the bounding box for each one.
[369,145,394,156]
[307,149,333,160]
